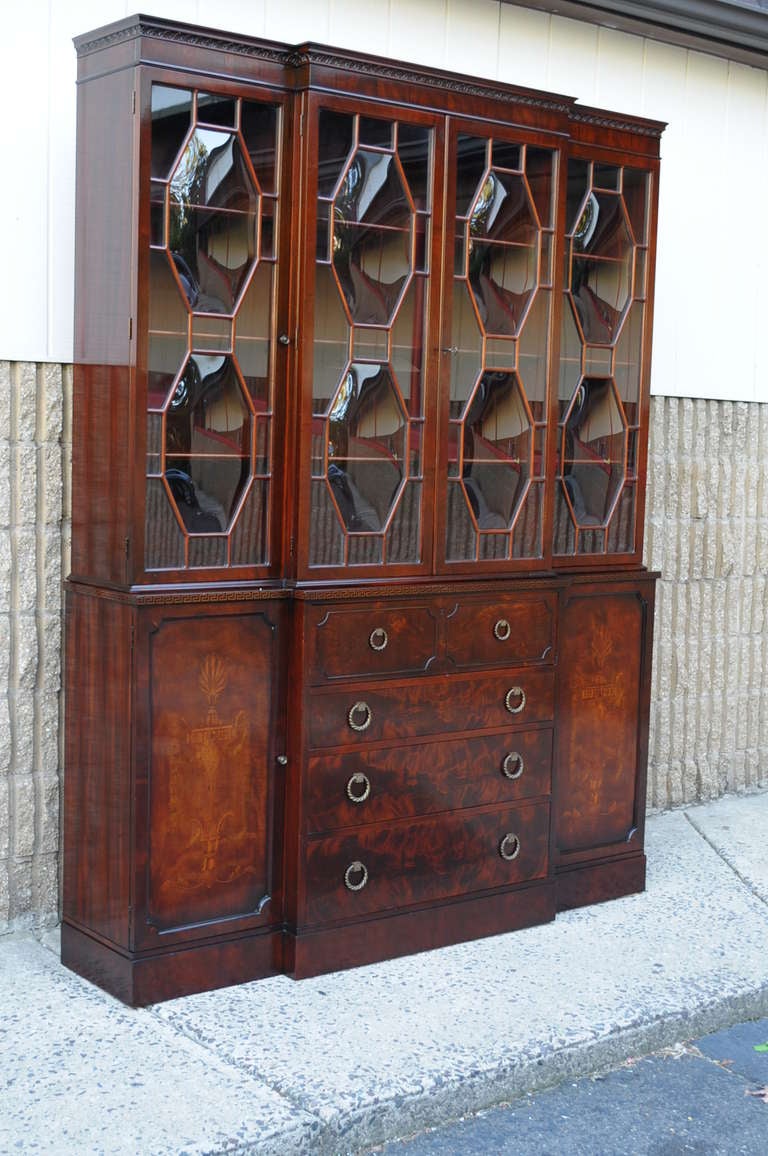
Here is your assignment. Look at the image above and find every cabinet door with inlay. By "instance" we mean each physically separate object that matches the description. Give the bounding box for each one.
[555,580,653,870]
[133,603,284,948]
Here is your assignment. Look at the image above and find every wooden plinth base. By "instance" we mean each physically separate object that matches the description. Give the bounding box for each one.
[61,921,283,1006]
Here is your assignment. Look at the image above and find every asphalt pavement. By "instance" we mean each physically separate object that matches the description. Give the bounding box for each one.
[374,1017,768,1154]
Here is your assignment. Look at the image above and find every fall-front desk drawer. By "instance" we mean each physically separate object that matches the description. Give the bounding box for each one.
[302,800,550,924]
[308,668,555,750]
[305,603,440,682]
[444,592,556,670]
[305,729,553,833]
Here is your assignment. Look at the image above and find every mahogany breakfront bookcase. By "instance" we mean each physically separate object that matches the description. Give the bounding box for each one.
[63,14,663,1005]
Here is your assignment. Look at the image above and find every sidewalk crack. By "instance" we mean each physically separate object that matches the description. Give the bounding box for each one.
[684,811,768,909]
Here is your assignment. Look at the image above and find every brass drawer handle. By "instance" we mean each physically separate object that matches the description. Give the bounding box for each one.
[502,751,524,780]
[348,701,373,732]
[344,860,369,891]
[504,686,526,714]
[369,627,389,652]
[346,772,371,804]
[494,618,511,641]
[499,833,521,861]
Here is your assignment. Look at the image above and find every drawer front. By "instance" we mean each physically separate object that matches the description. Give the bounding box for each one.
[305,729,552,833]
[308,668,555,749]
[302,801,550,924]
[445,593,556,670]
[307,604,439,682]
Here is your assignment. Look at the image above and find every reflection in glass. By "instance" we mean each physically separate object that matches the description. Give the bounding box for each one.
[569,192,633,344]
[148,251,189,407]
[461,372,532,530]
[327,364,406,532]
[467,173,537,337]
[317,109,354,197]
[151,86,192,179]
[197,92,237,129]
[561,377,626,527]
[241,102,279,194]
[455,135,488,217]
[332,150,412,325]
[169,130,259,314]
[165,355,252,533]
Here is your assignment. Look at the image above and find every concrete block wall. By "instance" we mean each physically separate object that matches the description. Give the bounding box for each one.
[646,398,768,809]
[0,362,71,931]
[0,363,765,929]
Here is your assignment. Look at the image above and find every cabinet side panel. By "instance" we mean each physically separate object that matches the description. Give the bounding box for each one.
[63,592,133,945]
[71,67,136,584]
[555,586,646,856]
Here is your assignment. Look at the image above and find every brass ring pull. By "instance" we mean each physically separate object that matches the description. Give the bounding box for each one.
[369,627,389,652]
[346,772,371,804]
[347,701,373,732]
[499,833,521,862]
[502,752,524,780]
[494,618,511,642]
[504,686,526,714]
[344,860,369,891]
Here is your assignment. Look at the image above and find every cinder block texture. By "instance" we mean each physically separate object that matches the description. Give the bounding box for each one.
[0,366,765,928]
[0,362,66,934]
[645,397,768,809]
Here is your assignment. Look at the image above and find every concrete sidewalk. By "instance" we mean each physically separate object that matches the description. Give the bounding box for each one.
[2,791,768,1155]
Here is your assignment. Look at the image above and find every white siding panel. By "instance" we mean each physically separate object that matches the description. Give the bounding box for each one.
[389,0,447,67]
[594,26,645,114]
[206,1,267,39]
[2,4,51,362]
[546,16,599,104]
[264,0,330,43]
[328,0,390,50]
[643,40,689,399]
[678,53,732,402]
[497,4,550,91]
[444,0,501,79]
[726,62,768,404]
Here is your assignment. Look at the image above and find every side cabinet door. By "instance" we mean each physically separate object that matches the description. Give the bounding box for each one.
[555,582,653,870]
[133,603,284,949]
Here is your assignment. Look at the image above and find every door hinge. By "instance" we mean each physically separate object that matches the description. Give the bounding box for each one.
[124,536,131,583]
[132,90,136,114]
[128,317,133,340]
[289,535,296,558]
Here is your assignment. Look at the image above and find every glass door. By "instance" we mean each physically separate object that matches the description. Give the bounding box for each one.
[304,100,439,574]
[144,84,283,575]
[438,129,557,569]
[554,157,652,561]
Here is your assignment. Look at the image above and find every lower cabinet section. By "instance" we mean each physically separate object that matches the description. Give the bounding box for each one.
[63,572,655,1003]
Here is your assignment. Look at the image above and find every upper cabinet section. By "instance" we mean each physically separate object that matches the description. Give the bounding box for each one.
[72,16,663,589]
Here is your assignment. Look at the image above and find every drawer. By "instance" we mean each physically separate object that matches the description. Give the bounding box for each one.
[305,729,552,833]
[306,603,439,682]
[308,667,555,749]
[302,800,550,924]
[445,592,556,670]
